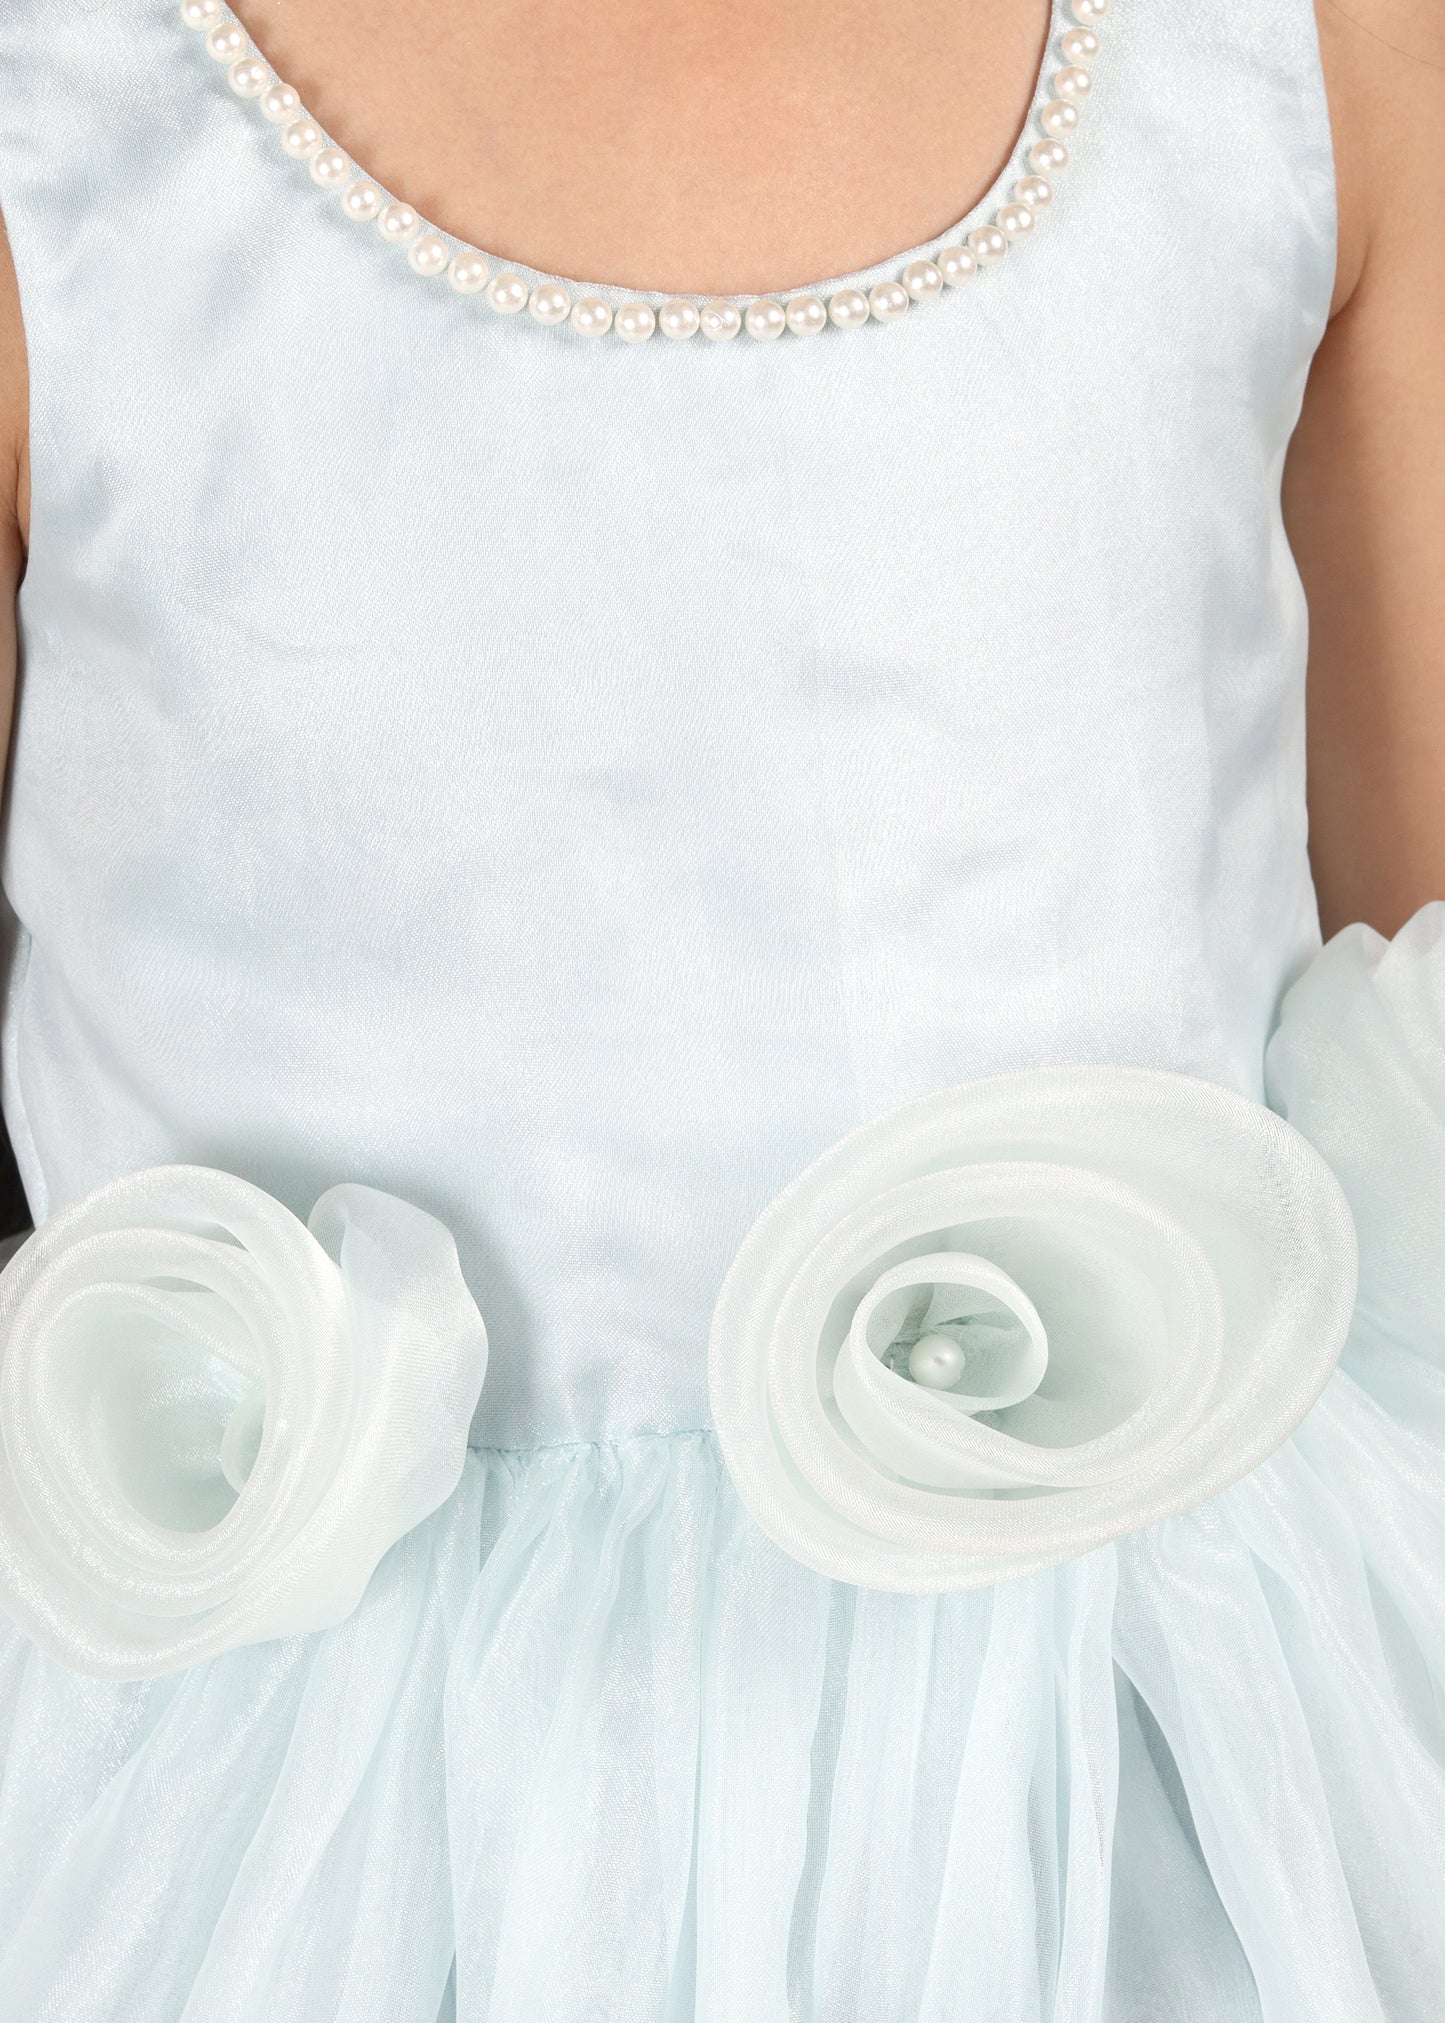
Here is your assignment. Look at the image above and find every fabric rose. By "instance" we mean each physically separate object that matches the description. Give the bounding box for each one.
[0,1166,487,1678]
[710,1067,1357,1590]
[1266,903,1445,1337]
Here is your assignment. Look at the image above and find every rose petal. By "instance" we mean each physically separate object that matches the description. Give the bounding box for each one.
[0,1167,487,1678]
[710,1066,1356,1591]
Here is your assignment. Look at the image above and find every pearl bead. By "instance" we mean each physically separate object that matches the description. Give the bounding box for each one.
[529,282,571,324]
[486,272,529,314]
[570,296,613,336]
[908,1332,967,1390]
[967,224,1008,265]
[658,298,700,340]
[785,294,827,335]
[227,57,269,98]
[900,259,943,303]
[777,295,821,333]
[259,81,300,124]
[281,117,324,160]
[699,300,742,341]
[828,287,870,329]
[308,147,350,189]
[937,243,978,286]
[376,201,419,246]
[408,233,451,278]
[201,0,1112,358]
[1061,26,1101,63]
[205,22,247,63]
[614,300,657,343]
[447,252,489,294]
[341,180,383,222]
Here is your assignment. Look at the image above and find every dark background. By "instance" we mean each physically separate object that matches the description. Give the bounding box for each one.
[0,1124,28,1241]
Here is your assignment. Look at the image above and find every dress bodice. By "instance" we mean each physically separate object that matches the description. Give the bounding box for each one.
[0,0,1335,1446]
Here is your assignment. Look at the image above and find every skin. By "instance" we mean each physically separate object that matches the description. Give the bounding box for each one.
[0,0,1442,935]
[1287,1,1445,934]
[225,0,1053,296]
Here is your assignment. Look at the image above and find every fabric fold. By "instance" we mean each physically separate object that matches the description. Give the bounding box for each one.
[0,1168,487,1677]
[5,909,1445,2017]
[0,1407,1442,2022]
[709,1067,1357,1591]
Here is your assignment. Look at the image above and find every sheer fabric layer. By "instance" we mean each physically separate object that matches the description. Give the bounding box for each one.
[4,909,1445,2017]
[0,1399,1440,2023]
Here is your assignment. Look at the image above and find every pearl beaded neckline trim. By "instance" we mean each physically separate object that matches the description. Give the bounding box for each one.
[180,0,1111,345]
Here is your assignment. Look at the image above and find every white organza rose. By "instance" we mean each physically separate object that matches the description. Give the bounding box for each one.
[1266,903,1445,1337]
[710,1066,1357,1590]
[0,1166,487,1678]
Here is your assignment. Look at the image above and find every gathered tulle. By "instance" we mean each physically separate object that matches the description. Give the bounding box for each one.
[0,1418,1441,2023]
[5,906,1445,2020]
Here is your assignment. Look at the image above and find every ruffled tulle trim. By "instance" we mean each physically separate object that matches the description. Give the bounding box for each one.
[1,1392,1441,2023]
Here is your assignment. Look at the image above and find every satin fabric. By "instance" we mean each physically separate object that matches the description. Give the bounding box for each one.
[5,4,1432,2020]
[0,0,1334,1450]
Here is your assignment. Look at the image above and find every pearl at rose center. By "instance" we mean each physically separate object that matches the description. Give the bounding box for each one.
[907,1332,968,1390]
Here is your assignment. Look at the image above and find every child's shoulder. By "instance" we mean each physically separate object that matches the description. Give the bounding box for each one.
[1314,0,1445,315]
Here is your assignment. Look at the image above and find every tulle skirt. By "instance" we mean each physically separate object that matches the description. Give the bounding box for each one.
[1,1352,1441,2023]
[5,913,1445,2021]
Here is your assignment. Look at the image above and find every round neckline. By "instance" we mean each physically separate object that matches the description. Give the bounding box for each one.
[186,0,1105,336]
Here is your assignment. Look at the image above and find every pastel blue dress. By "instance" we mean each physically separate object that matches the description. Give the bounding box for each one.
[1,0,1443,2018]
